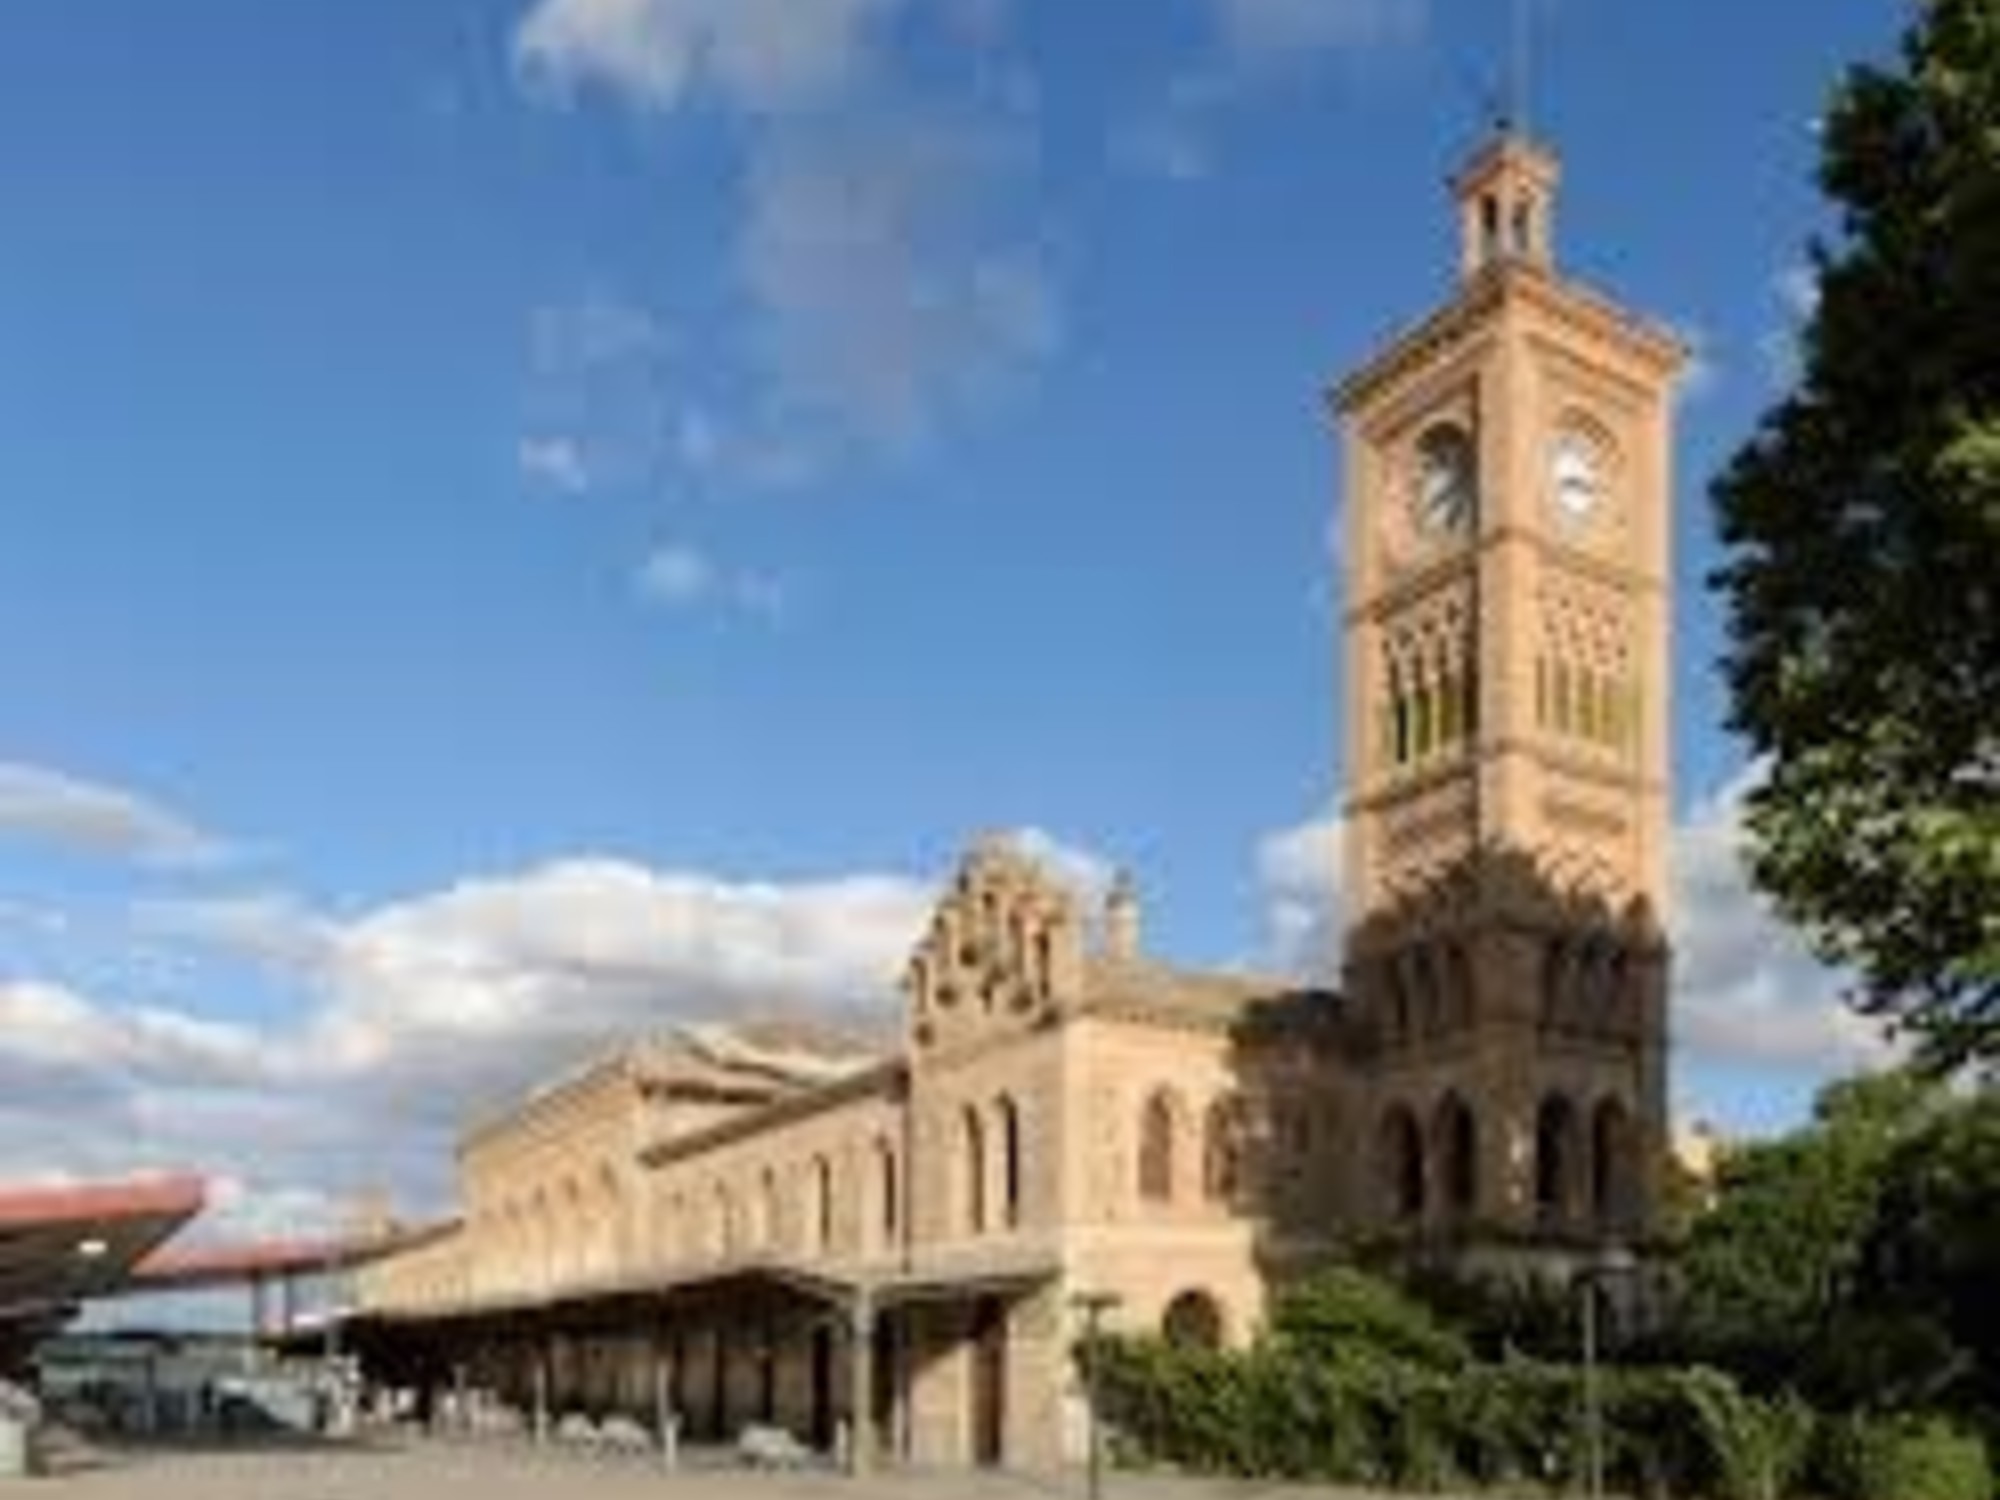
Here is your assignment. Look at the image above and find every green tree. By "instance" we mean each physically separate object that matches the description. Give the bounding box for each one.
[1710,0,2000,1066]
[1677,1071,1950,1403]
[1863,1088,2000,1420]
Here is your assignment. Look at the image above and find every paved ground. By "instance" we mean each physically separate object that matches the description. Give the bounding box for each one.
[25,1436,1433,1500]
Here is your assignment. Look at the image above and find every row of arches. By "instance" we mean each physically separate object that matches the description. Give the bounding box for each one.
[1135,1087,1322,1210]
[479,1163,628,1294]
[1535,654,1640,756]
[1543,935,1637,1025]
[1377,1091,1641,1229]
[1382,942,1476,1044]
[662,1134,902,1266]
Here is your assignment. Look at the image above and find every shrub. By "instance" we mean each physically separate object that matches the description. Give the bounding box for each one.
[1269,1267,1469,1373]
[1811,1413,1992,1500]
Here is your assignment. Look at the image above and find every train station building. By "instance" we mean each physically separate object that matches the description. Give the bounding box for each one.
[348,129,1687,1473]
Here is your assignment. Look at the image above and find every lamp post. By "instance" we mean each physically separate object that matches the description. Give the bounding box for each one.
[1071,1291,1121,1500]
[1575,1246,1638,1500]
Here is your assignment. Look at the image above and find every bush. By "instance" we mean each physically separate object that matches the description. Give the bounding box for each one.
[1811,1413,1992,1500]
[1086,1263,1983,1498]
[1269,1266,1469,1372]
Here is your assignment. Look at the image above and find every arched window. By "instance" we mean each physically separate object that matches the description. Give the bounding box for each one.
[812,1155,834,1251]
[1541,938,1567,1024]
[1139,1090,1178,1204]
[996,1095,1023,1228]
[1202,1097,1244,1204]
[1390,662,1412,765]
[1536,1094,1580,1221]
[596,1163,622,1272]
[755,1166,779,1250]
[1415,946,1443,1035]
[1434,1094,1478,1218]
[713,1182,735,1258]
[1445,944,1474,1029]
[1380,1105,1425,1221]
[963,1105,987,1233]
[876,1136,899,1246]
[1162,1290,1226,1350]
[1592,1098,1636,1228]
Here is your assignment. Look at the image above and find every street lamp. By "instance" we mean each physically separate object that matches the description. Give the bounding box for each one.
[1071,1291,1122,1500]
[1574,1245,1638,1500]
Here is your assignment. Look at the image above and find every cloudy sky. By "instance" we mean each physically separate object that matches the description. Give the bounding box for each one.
[0,1,1900,1248]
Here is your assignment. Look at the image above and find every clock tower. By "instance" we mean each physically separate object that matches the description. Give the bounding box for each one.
[1334,133,1685,1254]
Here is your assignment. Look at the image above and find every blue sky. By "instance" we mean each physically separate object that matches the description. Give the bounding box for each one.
[0,0,1906,1241]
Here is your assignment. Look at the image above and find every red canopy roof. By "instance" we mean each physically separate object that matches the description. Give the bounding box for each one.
[0,1174,206,1322]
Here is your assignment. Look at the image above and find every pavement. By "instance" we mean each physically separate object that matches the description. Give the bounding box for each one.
[18,1436,1441,1500]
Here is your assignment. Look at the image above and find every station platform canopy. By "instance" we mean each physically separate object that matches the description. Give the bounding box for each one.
[0,1176,207,1336]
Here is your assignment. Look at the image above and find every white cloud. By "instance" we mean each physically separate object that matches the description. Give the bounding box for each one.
[513,6,1055,491]
[636,543,714,606]
[1775,262,1821,322]
[1211,0,1426,65]
[636,542,787,619]
[517,434,592,493]
[0,852,944,1237]
[514,0,905,116]
[138,892,339,978]
[1113,0,1423,184]
[1251,771,1896,1078]
[738,118,1060,447]
[1001,827,1117,913]
[521,293,674,495]
[0,761,235,870]
[1667,767,1898,1074]
[1759,261,1823,388]
[1256,804,1344,978]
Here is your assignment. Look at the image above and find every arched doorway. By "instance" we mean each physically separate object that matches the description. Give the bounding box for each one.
[1433,1093,1478,1220]
[1379,1104,1425,1221]
[1535,1093,1580,1222]
[1592,1097,1637,1229]
[1162,1290,1226,1350]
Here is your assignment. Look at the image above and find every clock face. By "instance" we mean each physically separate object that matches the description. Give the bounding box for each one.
[1550,430,1606,526]
[1412,425,1477,536]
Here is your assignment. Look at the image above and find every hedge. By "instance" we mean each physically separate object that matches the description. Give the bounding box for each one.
[1089,1336,1989,1499]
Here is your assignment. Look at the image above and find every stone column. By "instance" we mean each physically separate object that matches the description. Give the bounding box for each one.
[847,1292,876,1477]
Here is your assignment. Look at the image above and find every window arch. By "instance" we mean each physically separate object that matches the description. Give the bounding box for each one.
[1202,1097,1245,1204]
[712,1182,735,1259]
[1535,1093,1580,1221]
[1592,1097,1637,1228]
[1138,1089,1179,1204]
[755,1166,779,1250]
[1380,1105,1425,1221]
[1541,938,1568,1024]
[1434,1094,1478,1219]
[996,1095,1023,1228]
[812,1155,835,1251]
[1162,1290,1226,1350]
[962,1105,988,1233]
[875,1135,899,1248]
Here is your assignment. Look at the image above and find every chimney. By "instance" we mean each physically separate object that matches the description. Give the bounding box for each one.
[1103,871,1141,962]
